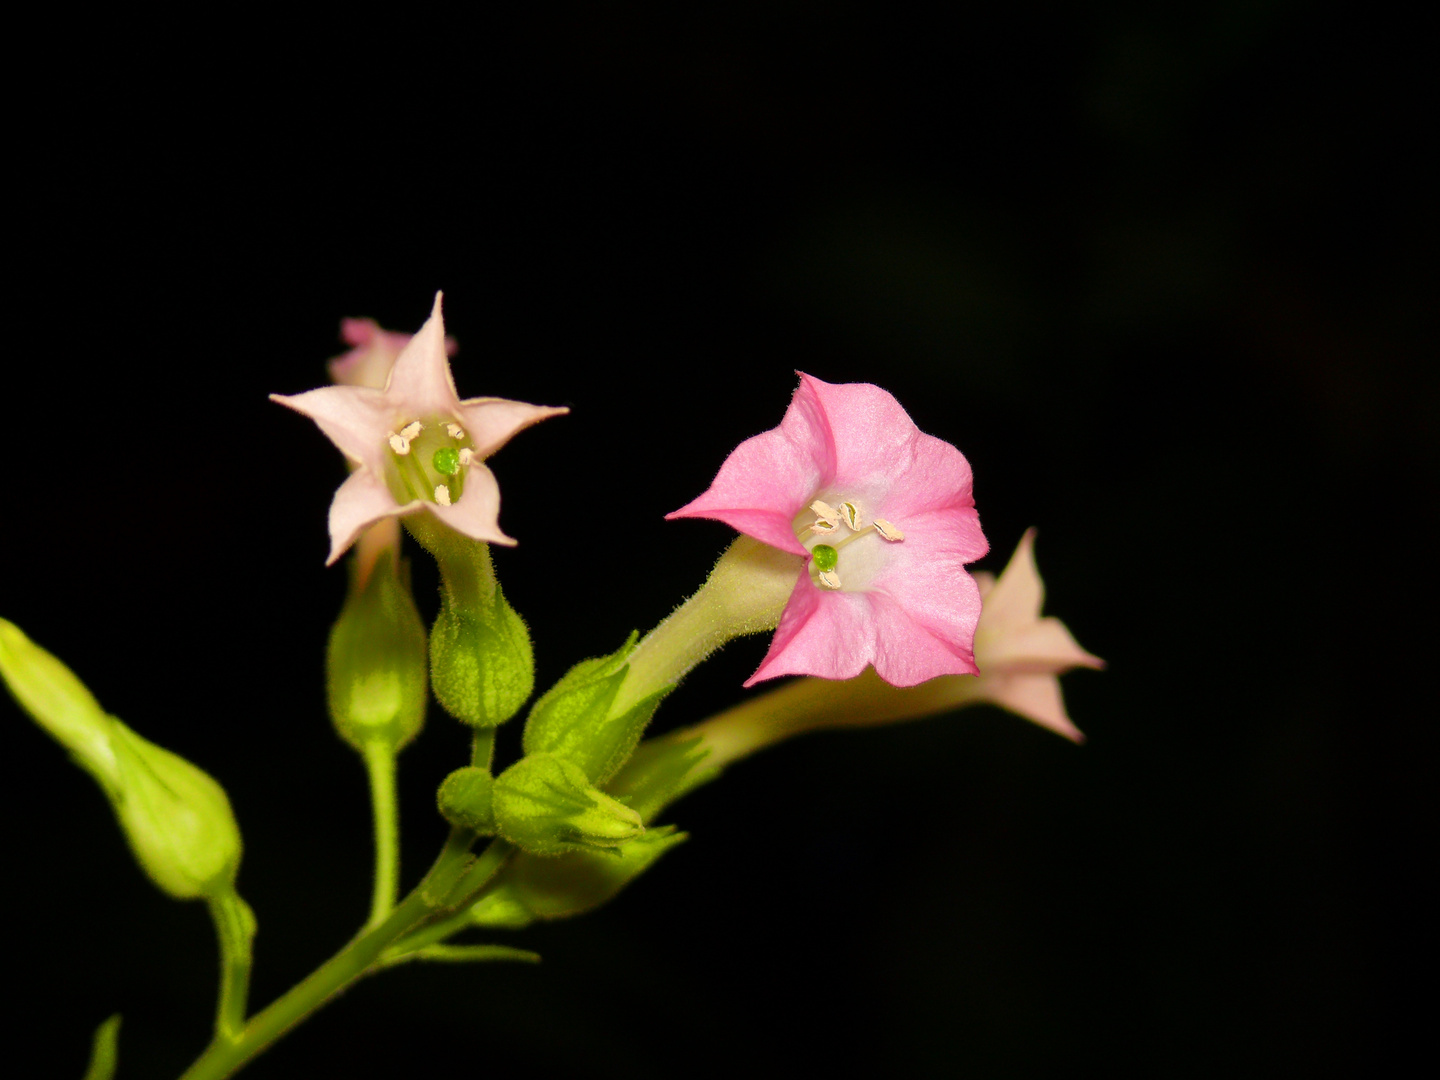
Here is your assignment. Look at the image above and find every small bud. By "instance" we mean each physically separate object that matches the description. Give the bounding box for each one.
[326,553,428,754]
[0,619,243,900]
[437,765,496,834]
[492,753,643,857]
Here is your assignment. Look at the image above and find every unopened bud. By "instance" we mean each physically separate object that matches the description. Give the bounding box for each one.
[492,753,642,857]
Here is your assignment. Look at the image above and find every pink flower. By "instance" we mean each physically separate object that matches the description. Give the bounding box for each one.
[272,293,567,564]
[327,317,458,390]
[969,528,1104,741]
[667,372,988,687]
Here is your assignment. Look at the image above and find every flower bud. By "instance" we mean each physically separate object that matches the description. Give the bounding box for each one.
[437,765,496,834]
[0,619,243,900]
[326,542,428,753]
[492,753,643,857]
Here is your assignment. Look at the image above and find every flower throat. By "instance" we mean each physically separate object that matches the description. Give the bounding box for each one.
[384,419,478,507]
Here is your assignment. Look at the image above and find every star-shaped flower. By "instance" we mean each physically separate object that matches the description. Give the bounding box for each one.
[667,372,988,687]
[272,293,567,564]
[967,528,1104,741]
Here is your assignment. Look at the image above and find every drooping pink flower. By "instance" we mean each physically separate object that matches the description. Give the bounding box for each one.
[272,293,567,564]
[667,372,988,687]
[328,317,458,390]
[968,528,1104,741]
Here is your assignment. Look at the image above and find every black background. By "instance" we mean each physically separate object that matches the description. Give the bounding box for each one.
[2,4,1432,1077]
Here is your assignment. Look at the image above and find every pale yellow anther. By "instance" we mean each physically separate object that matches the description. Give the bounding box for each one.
[399,421,423,441]
[809,518,838,534]
[434,484,452,506]
[445,423,465,439]
[839,501,864,530]
[457,448,475,466]
[809,499,839,525]
[387,432,411,455]
[817,569,842,590]
[873,518,904,541]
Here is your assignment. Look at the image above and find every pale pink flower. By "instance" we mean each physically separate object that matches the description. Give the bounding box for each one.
[667,372,988,687]
[272,293,567,564]
[328,317,458,390]
[968,528,1104,741]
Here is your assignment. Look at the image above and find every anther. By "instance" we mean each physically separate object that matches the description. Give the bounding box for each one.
[873,518,904,541]
[457,448,474,466]
[817,569,842,590]
[388,432,411,455]
[808,518,838,535]
[434,484,452,506]
[399,421,423,441]
[838,501,864,530]
[810,499,839,526]
[445,423,466,439]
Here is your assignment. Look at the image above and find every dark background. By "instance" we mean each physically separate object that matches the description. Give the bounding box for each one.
[3,4,1432,1077]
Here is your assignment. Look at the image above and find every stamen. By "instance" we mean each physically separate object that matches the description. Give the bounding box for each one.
[432,447,461,476]
[873,518,904,541]
[445,423,466,439]
[457,448,474,466]
[817,569,842,590]
[388,432,411,455]
[806,518,838,535]
[434,484,452,506]
[810,499,839,526]
[399,421,423,441]
[838,501,864,530]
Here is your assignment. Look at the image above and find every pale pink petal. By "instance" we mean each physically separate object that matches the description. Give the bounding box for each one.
[327,470,418,566]
[270,385,395,474]
[802,374,976,518]
[867,516,985,676]
[746,578,872,685]
[978,671,1086,743]
[666,377,837,556]
[384,293,461,415]
[456,398,570,458]
[427,462,515,546]
[981,527,1044,636]
[983,617,1105,673]
[973,570,997,597]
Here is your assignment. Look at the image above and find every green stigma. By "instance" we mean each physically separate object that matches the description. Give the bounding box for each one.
[432,447,461,476]
[812,544,839,572]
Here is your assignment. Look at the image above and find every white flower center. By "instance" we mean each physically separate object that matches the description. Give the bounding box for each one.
[793,498,904,590]
[383,418,478,506]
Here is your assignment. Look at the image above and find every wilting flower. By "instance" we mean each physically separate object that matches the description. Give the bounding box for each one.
[668,372,987,687]
[273,293,567,564]
[328,317,458,390]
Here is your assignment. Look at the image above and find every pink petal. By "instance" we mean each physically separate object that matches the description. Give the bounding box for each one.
[801,374,976,518]
[327,470,417,566]
[385,293,461,416]
[982,617,1105,674]
[666,376,837,555]
[427,462,515,546]
[456,398,570,458]
[981,527,1044,636]
[270,385,395,474]
[978,671,1086,743]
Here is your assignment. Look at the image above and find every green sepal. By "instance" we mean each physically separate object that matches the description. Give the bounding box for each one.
[409,521,534,729]
[326,551,428,754]
[82,1014,121,1080]
[0,619,243,900]
[604,730,720,824]
[522,632,672,784]
[437,765,497,835]
[406,944,540,964]
[492,752,643,857]
[471,827,688,928]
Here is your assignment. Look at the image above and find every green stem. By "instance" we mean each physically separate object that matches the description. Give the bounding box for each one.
[471,728,496,770]
[179,832,475,1080]
[206,887,255,1044]
[386,840,513,958]
[362,742,400,930]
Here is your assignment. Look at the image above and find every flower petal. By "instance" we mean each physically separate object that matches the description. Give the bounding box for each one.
[457,398,570,458]
[976,671,1086,743]
[427,462,515,546]
[384,292,461,416]
[327,470,418,566]
[980,527,1044,636]
[745,576,868,685]
[270,385,395,474]
[983,617,1105,673]
[666,376,837,555]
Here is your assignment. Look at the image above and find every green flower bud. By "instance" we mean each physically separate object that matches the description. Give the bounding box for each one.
[326,549,428,753]
[0,619,243,900]
[437,765,496,834]
[522,632,671,784]
[470,828,688,928]
[492,753,643,857]
[407,518,534,729]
